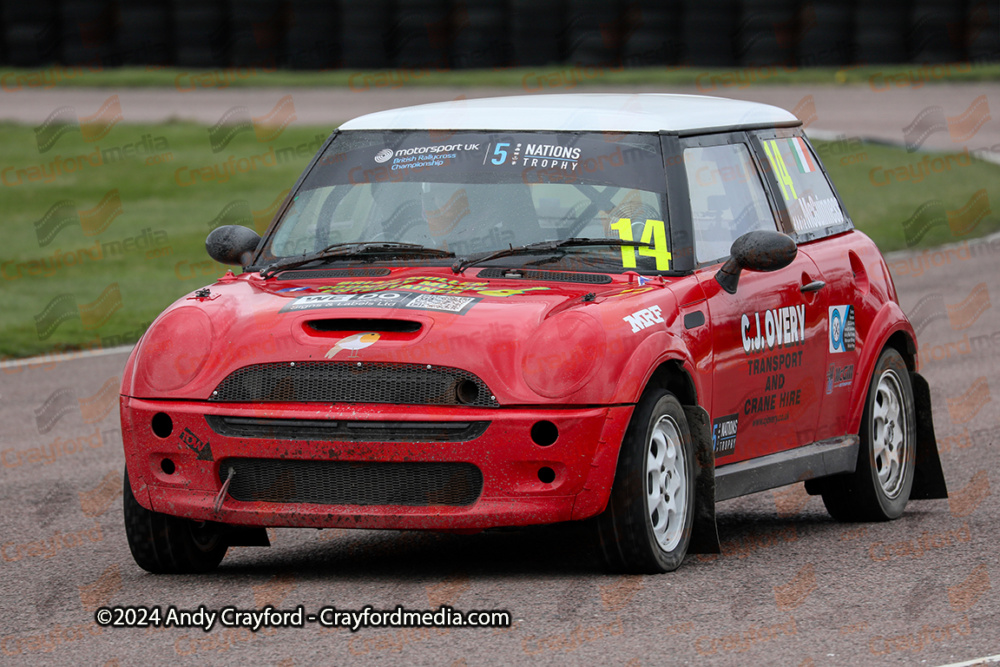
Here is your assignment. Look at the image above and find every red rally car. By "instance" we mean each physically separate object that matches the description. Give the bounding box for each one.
[120,94,948,574]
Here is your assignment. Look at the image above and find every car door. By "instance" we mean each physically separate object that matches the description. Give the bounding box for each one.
[748,129,859,441]
[680,133,829,465]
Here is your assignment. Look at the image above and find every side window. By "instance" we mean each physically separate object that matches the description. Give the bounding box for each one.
[759,136,847,234]
[683,143,778,264]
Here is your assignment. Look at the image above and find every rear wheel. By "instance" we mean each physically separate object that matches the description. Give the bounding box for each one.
[820,348,915,521]
[123,468,228,573]
[596,389,695,573]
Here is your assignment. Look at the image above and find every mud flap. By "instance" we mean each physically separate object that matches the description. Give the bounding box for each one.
[225,526,271,547]
[910,372,949,500]
[683,405,721,554]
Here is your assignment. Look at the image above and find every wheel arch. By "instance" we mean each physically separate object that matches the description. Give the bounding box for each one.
[595,333,722,555]
[847,302,916,434]
[884,329,917,371]
[644,358,699,406]
[852,324,948,502]
[638,358,721,555]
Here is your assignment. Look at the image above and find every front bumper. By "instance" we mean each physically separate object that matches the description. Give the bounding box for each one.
[121,397,633,530]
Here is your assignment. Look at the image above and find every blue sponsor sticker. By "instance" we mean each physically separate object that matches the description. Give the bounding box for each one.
[829,305,855,353]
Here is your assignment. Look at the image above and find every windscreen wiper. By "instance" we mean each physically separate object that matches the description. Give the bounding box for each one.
[451,238,649,274]
[261,242,455,278]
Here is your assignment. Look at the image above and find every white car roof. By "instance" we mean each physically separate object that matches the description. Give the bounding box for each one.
[339,93,800,134]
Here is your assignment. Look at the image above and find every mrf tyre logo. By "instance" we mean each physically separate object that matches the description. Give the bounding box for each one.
[829,305,856,353]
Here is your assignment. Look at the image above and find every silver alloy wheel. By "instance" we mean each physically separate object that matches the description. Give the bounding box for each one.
[873,369,908,498]
[645,414,687,551]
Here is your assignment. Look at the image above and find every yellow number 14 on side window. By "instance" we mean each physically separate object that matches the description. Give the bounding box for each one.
[609,218,671,271]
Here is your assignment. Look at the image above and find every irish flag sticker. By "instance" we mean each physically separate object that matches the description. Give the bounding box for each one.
[788,137,816,174]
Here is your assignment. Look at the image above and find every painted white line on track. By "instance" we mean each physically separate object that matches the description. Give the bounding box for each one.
[936,655,1000,667]
[0,344,134,369]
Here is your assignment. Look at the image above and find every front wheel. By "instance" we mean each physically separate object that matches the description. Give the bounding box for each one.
[820,348,916,521]
[123,468,228,573]
[596,389,696,573]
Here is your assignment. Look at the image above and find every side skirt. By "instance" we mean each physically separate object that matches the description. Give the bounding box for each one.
[715,435,860,502]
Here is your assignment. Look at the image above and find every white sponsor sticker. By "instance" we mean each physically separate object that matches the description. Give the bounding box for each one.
[405,293,476,313]
[623,305,664,333]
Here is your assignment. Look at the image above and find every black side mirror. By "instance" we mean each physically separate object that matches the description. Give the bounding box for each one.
[714,230,797,294]
[206,225,261,266]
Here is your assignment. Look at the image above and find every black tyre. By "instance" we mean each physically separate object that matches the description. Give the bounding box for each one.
[597,389,696,573]
[123,468,228,573]
[821,348,916,521]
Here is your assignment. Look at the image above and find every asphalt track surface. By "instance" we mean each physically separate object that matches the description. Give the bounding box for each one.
[1,84,999,665]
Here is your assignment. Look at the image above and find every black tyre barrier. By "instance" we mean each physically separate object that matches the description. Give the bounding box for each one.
[229,0,289,68]
[682,0,738,67]
[0,0,983,70]
[1,0,60,66]
[855,1,909,65]
[621,1,681,67]
[965,0,1000,63]
[450,0,507,69]
[565,0,622,66]
[510,0,564,67]
[2,1,59,22]
[796,1,852,68]
[390,0,449,68]
[4,22,61,66]
[340,0,389,69]
[59,0,117,65]
[910,0,966,64]
[117,3,173,67]
[286,0,340,70]
[736,0,796,67]
[172,0,230,69]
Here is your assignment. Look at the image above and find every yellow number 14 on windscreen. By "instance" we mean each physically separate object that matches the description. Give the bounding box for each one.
[609,218,671,271]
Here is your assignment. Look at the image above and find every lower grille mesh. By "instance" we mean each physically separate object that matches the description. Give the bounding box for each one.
[220,458,483,506]
[210,361,498,407]
[205,414,489,442]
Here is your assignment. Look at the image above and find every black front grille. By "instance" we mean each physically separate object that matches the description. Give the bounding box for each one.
[210,361,498,407]
[220,458,483,506]
[205,414,489,442]
[476,268,612,284]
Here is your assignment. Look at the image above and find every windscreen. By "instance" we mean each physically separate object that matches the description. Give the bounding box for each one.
[262,130,672,272]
